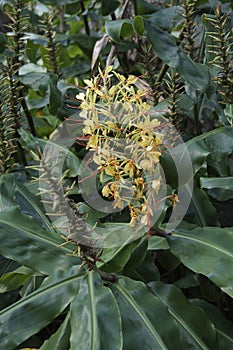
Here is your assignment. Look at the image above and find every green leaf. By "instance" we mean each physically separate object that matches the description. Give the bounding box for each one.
[0,207,79,275]
[69,34,99,58]
[105,20,135,49]
[101,0,119,16]
[98,237,144,273]
[0,174,16,211]
[145,20,179,66]
[125,252,160,283]
[186,185,220,226]
[40,312,71,350]
[21,72,50,90]
[48,74,63,114]
[0,32,7,53]
[145,21,209,91]
[148,236,169,250]
[111,277,183,350]
[0,267,83,349]
[149,282,217,350]
[192,299,233,350]
[186,127,233,175]
[19,129,81,177]
[70,271,122,350]
[200,177,233,201]
[0,267,36,293]
[133,16,145,36]
[19,63,46,75]
[15,181,53,232]
[136,0,157,14]
[167,225,233,297]
[148,6,184,31]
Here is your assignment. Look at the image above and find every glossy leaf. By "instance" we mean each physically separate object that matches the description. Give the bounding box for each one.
[15,181,53,232]
[186,127,233,175]
[149,282,217,350]
[148,6,184,31]
[148,236,169,250]
[200,177,233,201]
[40,312,71,350]
[0,267,83,350]
[125,253,160,283]
[167,225,233,297]
[70,271,122,350]
[0,207,79,275]
[0,266,36,293]
[101,0,119,16]
[105,20,135,49]
[98,237,144,273]
[186,185,219,226]
[111,277,183,350]
[0,173,16,211]
[133,16,145,36]
[19,129,81,177]
[145,20,209,91]
[137,0,157,15]
[192,299,233,350]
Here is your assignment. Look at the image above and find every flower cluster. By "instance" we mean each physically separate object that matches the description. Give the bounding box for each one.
[76,66,164,227]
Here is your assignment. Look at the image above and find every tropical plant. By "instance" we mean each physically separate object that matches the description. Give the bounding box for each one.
[0,0,233,349]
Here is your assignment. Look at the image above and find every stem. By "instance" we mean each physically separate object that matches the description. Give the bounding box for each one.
[20,93,36,136]
[132,0,138,16]
[80,1,90,36]
[155,63,168,85]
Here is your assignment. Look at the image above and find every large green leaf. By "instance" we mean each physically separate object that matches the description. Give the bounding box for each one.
[149,282,217,350]
[148,6,184,31]
[105,20,135,49]
[111,277,183,350]
[200,177,233,201]
[0,267,83,350]
[101,0,119,16]
[0,207,79,275]
[144,20,209,91]
[19,129,81,177]
[192,299,233,350]
[0,174,16,211]
[186,185,219,226]
[40,312,71,350]
[15,181,53,232]
[98,237,144,273]
[125,252,160,283]
[0,266,37,293]
[70,271,122,350]
[167,225,233,297]
[186,127,233,175]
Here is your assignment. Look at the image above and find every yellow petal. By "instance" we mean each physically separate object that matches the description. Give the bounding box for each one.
[102,184,111,197]
[84,79,94,88]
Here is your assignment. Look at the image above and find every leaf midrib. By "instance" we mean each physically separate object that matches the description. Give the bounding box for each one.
[115,283,168,350]
[168,308,209,350]
[172,232,233,259]
[0,217,72,253]
[0,272,84,318]
[88,272,98,350]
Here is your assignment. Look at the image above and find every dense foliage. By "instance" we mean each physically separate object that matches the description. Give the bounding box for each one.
[0,0,233,349]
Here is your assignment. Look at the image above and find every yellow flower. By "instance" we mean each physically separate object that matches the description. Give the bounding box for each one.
[124,161,136,178]
[83,79,94,88]
[113,197,125,210]
[139,159,154,172]
[169,194,180,208]
[102,184,112,197]
[135,177,144,186]
[152,179,160,193]
[87,134,98,149]
[76,92,85,101]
